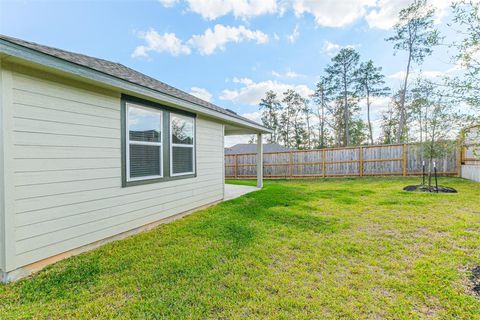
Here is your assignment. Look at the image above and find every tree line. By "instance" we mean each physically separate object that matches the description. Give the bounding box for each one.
[258,0,479,158]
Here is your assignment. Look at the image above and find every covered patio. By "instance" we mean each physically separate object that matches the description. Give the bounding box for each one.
[223,122,270,190]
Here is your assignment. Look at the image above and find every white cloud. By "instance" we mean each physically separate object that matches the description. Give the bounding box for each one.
[321,40,358,56]
[158,0,453,29]
[160,0,278,20]
[132,29,191,57]
[189,87,213,102]
[366,0,453,30]
[364,0,411,29]
[293,0,452,29]
[286,24,300,43]
[133,25,268,57]
[220,77,313,106]
[322,40,341,55]
[293,0,376,28]
[188,24,269,55]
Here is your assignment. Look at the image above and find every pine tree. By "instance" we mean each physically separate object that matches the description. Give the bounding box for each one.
[329,98,347,147]
[312,77,331,148]
[259,90,281,143]
[355,60,390,144]
[282,89,308,149]
[386,0,440,143]
[325,48,361,146]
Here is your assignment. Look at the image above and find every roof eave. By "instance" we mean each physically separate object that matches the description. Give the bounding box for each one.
[0,39,272,134]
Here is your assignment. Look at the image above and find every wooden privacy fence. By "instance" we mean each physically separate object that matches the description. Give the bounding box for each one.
[225,143,460,179]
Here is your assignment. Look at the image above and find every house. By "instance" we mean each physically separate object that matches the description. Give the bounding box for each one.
[225,143,293,155]
[0,35,271,282]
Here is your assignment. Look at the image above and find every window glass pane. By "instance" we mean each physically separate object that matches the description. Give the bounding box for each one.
[129,144,161,178]
[171,114,194,144]
[128,105,162,142]
[172,146,193,174]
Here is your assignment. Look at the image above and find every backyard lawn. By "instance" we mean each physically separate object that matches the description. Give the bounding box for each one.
[0,177,479,319]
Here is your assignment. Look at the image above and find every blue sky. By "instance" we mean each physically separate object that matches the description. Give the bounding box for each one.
[0,0,458,145]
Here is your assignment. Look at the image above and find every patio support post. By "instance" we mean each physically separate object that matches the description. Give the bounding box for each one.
[256,133,263,188]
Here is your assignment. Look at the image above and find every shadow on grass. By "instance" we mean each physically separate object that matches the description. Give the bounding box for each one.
[13,183,348,306]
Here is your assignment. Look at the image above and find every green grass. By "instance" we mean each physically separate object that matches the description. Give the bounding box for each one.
[1,177,479,319]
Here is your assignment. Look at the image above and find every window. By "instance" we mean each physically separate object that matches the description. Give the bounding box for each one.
[122,96,197,187]
[170,113,195,176]
[126,103,163,181]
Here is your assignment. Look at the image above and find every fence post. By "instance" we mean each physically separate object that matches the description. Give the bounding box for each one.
[322,149,326,178]
[457,143,463,177]
[402,144,407,176]
[234,154,238,179]
[359,146,363,177]
[289,151,294,179]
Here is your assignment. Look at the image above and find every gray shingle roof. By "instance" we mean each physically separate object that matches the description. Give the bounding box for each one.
[225,143,293,155]
[0,34,264,128]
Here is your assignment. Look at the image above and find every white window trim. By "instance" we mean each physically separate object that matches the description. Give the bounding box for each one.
[170,113,195,177]
[126,103,163,182]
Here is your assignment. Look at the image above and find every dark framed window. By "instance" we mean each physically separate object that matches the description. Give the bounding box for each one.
[170,113,195,176]
[126,103,163,181]
[121,95,196,187]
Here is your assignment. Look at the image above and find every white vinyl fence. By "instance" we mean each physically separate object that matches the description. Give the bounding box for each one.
[461,125,480,182]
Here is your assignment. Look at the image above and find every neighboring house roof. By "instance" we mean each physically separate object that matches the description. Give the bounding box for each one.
[225,143,293,155]
[0,34,270,133]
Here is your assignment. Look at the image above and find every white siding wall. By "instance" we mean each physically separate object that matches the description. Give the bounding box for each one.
[4,63,224,270]
[0,61,5,271]
[462,165,480,182]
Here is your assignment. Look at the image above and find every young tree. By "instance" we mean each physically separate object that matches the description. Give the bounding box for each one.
[412,79,469,186]
[312,77,331,148]
[386,0,440,143]
[259,90,281,143]
[355,60,390,144]
[325,48,361,146]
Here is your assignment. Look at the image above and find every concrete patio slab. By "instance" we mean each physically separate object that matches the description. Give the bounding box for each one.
[224,184,260,201]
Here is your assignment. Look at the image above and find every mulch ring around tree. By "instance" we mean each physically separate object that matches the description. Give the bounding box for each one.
[470,266,480,297]
[403,185,458,193]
